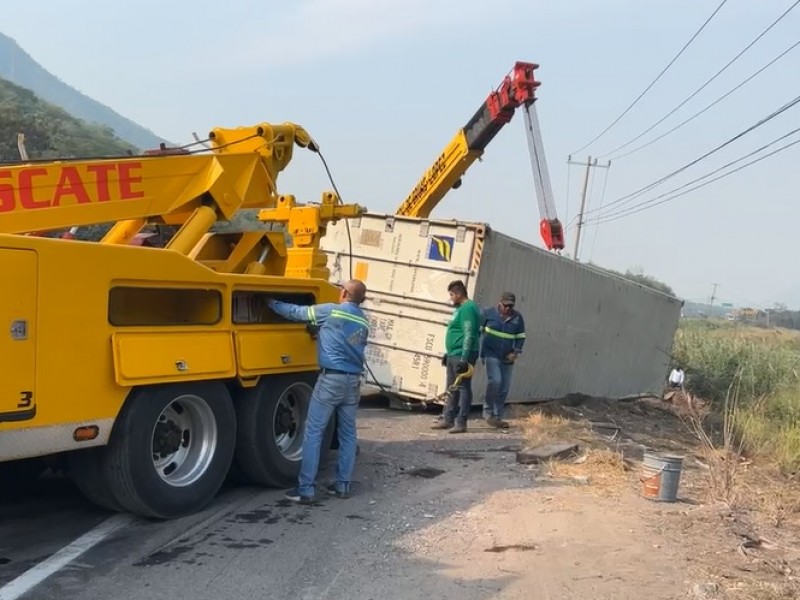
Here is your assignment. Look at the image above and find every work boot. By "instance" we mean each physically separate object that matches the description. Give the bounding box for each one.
[325,483,351,500]
[448,423,467,434]
[487,416,510,429]
[431,419,454,430]
[285,488,315,505]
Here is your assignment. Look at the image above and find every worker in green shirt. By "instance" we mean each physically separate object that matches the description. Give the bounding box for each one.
[432,279,481,433]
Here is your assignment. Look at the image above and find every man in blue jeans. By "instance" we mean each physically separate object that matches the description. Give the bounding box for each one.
[480,291,526,429]
[267,279,370,505]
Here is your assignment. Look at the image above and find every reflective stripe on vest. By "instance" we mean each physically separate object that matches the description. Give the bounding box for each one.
[330,309,370,328]
[484,326,525,340]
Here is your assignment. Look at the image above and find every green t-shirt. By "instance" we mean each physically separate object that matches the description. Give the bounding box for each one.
[445,299,481,358]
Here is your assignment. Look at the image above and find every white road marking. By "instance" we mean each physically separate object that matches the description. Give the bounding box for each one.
[0,514,134,600]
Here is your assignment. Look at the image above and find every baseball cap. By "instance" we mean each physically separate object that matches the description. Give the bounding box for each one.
[500,292,516,304]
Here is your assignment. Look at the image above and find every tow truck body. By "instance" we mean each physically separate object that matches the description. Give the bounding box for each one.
[0,122,364,519]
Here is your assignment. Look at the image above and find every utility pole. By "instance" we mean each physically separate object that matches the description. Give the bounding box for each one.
[567,155,611,261]
[709,282,719,318]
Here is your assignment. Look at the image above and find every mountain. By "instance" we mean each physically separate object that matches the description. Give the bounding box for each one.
[0,76,136,160]
[0,32,167,150]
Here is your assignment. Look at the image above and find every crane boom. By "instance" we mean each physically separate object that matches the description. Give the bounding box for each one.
[2,123,318,234]
[394,61,565,251]
[396,62,540,219]
[0,122,363,277]
[523,101,564,251]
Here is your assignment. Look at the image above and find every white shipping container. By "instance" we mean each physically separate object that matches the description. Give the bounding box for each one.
[320,212,683,405]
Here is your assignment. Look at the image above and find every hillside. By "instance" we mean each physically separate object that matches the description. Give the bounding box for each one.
[0,32,167,150]
[0,77,136,160]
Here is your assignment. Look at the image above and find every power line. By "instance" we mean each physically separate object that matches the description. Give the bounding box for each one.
[582,93,800,218]
[593,124,800,222]
[596,137,800,224]
[593,133,800,224]
[601,0,800,159]
[608,37,800,161]
[570,0,729,155]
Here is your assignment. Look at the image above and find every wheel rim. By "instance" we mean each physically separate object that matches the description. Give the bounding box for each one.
[272,382,311,461]
[151,394,218,487]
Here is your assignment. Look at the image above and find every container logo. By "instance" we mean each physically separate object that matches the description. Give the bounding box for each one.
[428,235,454,262]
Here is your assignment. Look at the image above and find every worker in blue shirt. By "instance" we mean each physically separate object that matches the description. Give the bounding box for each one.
[480,291,526,429]
[267,279,370,504]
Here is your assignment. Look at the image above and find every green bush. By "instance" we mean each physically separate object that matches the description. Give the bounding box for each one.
[736,387,800,475]
[674,320,800,475]
[673,323,799,402]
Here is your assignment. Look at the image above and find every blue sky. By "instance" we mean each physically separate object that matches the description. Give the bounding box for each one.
[3,0,799,307]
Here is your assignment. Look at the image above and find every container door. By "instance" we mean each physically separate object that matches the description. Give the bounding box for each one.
[321,215,482,400]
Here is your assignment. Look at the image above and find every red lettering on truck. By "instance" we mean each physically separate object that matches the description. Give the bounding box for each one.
[0,161,144,213]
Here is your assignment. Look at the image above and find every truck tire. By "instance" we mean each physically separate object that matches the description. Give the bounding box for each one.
[69,448,125,513]
[104,382,236,519]
[233,373,334,488]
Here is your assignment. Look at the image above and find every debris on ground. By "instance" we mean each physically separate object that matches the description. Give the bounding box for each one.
[515,442,580,464]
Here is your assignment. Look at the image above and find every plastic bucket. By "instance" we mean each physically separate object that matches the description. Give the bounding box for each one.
[640,450,683,502]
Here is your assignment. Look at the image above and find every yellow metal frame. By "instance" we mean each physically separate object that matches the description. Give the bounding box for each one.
[0,121,365,452]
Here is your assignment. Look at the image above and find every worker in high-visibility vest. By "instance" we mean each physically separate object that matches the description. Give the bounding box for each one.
[480,292,526,429]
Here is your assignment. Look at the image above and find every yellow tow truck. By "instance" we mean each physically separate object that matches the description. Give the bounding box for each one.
[0,122,363,518]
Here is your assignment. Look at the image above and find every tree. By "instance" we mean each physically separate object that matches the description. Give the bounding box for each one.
[588,262,676,297]
[621,268,675,296]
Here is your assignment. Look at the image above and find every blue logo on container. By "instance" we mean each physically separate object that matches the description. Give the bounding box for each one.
[427,235,454,262]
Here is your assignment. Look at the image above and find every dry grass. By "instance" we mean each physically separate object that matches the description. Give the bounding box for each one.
[742,468,800,528]
[546,449,630,495]
[724,577,800,600]
[521,410,629,494]
[521,411,590,447]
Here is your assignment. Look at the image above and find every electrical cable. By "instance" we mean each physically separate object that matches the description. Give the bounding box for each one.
[315,149,354,280]
[570,0,729,155]
[315,149,420,407]
[609,38,800,161]
[592,131,800,224]
[601,0,800,160]
[583,93,800,218]
[594,124,800,222]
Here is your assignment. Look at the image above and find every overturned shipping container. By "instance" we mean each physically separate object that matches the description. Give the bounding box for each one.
[320,213,683,404]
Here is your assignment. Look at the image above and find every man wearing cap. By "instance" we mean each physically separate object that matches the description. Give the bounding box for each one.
[480,292,526,428]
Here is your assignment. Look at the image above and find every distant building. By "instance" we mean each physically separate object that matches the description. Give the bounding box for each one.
[727,307,767,324]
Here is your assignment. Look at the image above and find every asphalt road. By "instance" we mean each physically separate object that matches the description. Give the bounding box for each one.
[0,401,530,600]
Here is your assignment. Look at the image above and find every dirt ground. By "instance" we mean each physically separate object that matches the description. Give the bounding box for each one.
[361,392,800,600]
[4,393,799,600]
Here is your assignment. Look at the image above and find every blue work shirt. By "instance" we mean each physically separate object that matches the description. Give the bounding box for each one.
[480,306,526,360]
[268,300,370,375]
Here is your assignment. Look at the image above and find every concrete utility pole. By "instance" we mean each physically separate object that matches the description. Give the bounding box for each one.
[709,282,720,318]
[567,155,611,261]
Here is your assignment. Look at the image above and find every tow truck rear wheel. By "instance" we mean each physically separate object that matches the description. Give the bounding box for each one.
[104,382,236,519]
[233,373,334,488]
[69,448,125,513]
